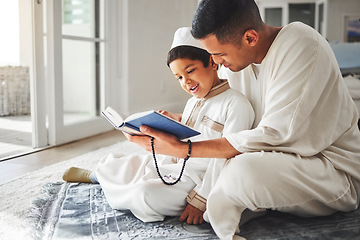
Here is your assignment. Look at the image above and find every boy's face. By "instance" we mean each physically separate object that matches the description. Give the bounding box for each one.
[169,58,220,99]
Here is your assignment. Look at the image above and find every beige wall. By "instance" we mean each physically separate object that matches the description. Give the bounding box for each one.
[327,0,360,42]
[118,0,199,115]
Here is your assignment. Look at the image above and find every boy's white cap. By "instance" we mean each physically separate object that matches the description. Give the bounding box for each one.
[170,27,206,51]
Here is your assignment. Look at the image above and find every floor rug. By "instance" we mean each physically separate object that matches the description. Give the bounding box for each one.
[1,139,360,240]
[0,140,146,240]
[29,181,360,240]
[30,182,217,240]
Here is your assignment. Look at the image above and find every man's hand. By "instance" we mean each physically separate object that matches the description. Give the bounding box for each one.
[124,125,189,158]
[179,204,205,225]
[125,125,241,159]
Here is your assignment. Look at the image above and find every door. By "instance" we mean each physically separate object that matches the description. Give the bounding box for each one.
[34,0,117,147]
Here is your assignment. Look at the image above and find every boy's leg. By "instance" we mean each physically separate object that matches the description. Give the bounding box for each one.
[128,175,196,222]
[95,153,197,222]
[206,151,359,240]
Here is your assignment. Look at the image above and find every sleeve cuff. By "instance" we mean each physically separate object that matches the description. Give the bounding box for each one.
[186,189,206,212]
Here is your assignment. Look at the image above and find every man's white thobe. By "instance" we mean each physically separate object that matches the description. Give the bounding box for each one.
[208,22,360,240]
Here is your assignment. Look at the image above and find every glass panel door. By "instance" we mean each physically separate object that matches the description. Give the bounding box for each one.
[46,0,112,146]
[62,0,103,125]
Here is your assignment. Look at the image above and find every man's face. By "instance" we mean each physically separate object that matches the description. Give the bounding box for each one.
[200,34,254,72]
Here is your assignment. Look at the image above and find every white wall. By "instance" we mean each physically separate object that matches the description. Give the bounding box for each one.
[0,0,20,66]
[117,0,198,115]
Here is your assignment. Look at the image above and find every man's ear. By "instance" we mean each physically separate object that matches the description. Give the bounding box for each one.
[244,29,259,46]
[210,56,218,70]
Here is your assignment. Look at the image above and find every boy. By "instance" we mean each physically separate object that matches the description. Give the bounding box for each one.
[63,27,254,224]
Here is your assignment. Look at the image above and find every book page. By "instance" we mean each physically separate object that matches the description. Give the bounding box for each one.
[125,110,155,122]
[103,107,124,127]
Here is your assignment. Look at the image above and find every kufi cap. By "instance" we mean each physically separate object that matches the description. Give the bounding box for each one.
[170,27,206,51]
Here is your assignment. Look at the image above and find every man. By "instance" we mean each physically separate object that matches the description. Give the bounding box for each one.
[127,0,360,239]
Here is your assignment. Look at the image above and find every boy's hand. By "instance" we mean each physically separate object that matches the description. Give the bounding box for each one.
[157,110,182,122]
[179,203,205,225]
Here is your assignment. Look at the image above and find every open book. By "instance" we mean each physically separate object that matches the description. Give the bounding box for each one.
[101,106,200,140]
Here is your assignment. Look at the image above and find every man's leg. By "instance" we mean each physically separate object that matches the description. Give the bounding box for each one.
[206,151,359,240]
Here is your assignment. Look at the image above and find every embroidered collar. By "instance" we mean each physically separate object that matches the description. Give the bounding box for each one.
[203,79,230,100]
[185,80,230,128]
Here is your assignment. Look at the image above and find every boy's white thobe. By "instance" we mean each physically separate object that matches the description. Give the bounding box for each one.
[96,81,254,222]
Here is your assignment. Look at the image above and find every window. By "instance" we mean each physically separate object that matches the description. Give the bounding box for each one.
[63,0,91,25]
[317,3,324,35]
[289,3,316,28]
[265,8,282,27]
[260,1,324,36]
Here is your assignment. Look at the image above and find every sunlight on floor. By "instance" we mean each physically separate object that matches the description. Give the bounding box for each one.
[0,115,32,160]
[0,142,33,154]
[0,113,99,161]
[0,115,31,132]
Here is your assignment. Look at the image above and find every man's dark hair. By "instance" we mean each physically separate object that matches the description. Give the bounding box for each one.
[191,0,263,46]
[167,46,211,67]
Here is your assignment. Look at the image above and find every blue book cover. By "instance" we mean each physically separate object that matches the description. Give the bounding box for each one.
[102,107,200,140]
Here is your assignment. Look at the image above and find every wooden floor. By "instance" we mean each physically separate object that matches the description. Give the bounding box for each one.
[0,130,125,185]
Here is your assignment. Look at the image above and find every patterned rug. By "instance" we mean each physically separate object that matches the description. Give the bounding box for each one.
[29,182,360,240]
[30,182,217,240]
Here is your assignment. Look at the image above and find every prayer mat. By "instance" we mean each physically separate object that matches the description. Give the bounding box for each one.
[29,182,217,240]
[29,182,360,240]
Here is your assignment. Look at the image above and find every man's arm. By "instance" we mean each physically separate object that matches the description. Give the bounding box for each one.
[125,125,241,159]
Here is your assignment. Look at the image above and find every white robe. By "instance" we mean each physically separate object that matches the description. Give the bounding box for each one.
[96,80,254,222]
[208,22,360,240]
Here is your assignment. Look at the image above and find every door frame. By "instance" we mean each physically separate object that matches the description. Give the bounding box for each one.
[29,0,118,147]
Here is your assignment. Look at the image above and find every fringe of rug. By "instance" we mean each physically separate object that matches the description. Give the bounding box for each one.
[27,182,70,240]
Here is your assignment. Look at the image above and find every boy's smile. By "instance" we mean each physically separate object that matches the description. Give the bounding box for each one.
[190,83,199,93]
